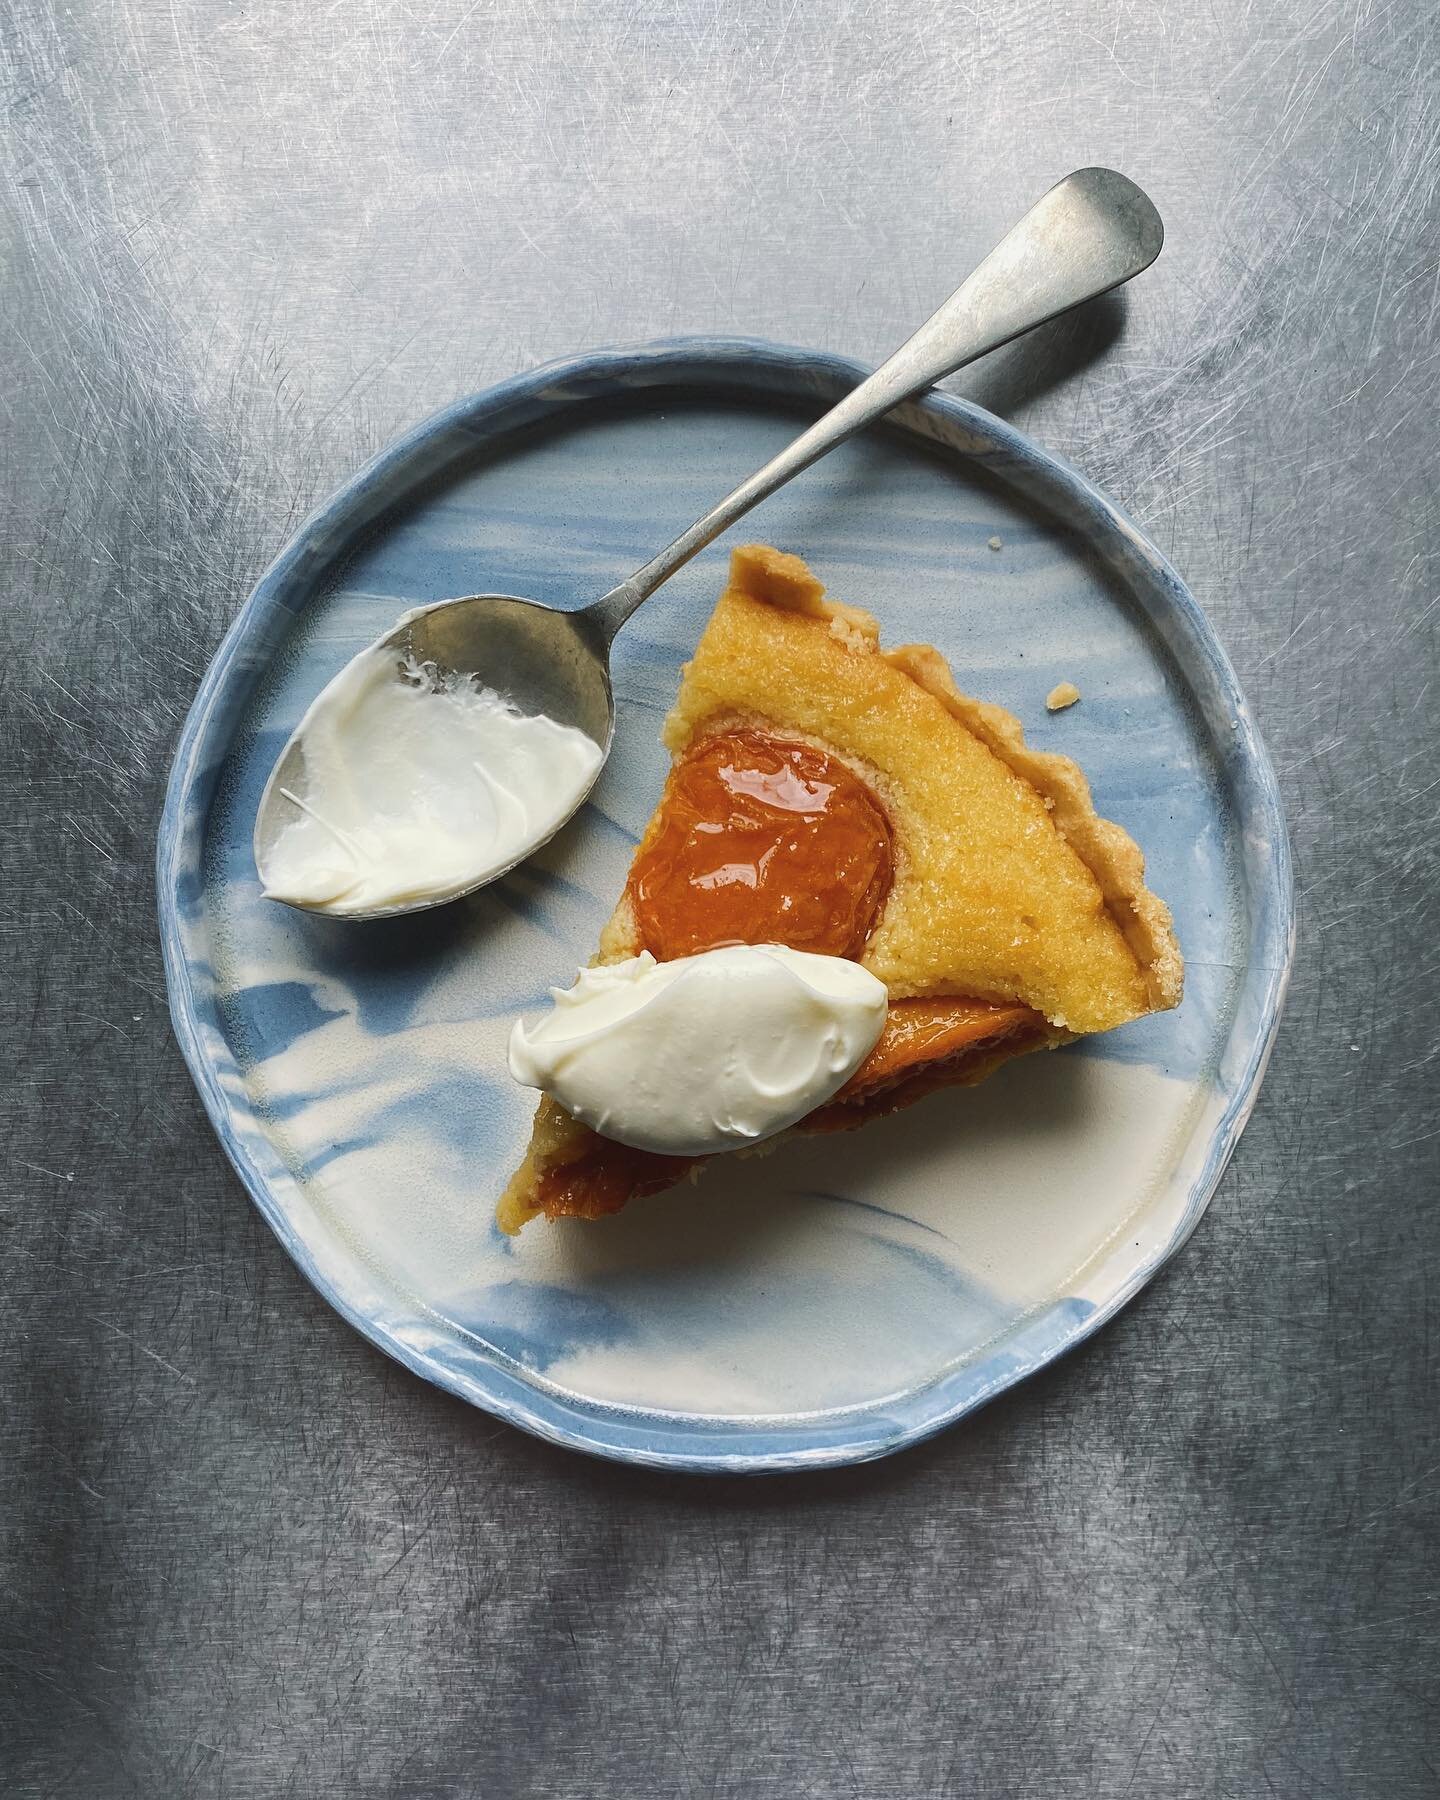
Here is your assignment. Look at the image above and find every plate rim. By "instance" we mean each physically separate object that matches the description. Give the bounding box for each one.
[157,334,1295,1473]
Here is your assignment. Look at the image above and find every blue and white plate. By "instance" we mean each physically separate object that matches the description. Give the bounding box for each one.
[159,339,1292,1471]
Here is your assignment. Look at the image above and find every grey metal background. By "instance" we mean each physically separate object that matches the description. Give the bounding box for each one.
[3,1,1438,1794]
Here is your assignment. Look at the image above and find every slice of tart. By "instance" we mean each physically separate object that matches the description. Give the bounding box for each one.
[498,545,1182,1233]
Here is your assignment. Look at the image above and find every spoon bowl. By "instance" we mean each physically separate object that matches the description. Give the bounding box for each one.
[255,167,1164,919]
[253,595,615,919]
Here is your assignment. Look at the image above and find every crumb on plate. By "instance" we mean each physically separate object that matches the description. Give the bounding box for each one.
[1046,681,1081,712]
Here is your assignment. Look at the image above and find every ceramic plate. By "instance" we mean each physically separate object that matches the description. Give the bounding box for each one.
[159,339,1292,1471]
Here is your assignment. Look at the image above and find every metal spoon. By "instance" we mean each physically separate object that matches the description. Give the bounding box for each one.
[255,167,1162,919]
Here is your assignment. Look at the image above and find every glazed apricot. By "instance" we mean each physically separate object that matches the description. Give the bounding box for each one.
[629,729,893,961]
[835,997,1042,1102]
[535,1141,694,1220]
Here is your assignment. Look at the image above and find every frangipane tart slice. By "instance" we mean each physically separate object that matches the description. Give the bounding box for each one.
[499,545,1181,1233]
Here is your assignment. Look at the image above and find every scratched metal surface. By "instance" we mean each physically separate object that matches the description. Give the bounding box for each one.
[2,0,1437,1793]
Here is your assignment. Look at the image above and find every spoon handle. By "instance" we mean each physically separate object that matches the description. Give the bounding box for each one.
[590,167,1162,640]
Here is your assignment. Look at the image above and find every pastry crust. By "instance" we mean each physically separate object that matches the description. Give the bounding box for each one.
[498,545,1181,1233]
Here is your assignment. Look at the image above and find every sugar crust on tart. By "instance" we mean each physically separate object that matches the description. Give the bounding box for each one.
[498,545,1181,1234]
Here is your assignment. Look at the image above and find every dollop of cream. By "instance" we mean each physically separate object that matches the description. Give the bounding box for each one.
[257,640,603,916]
[508,945,889,1156]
